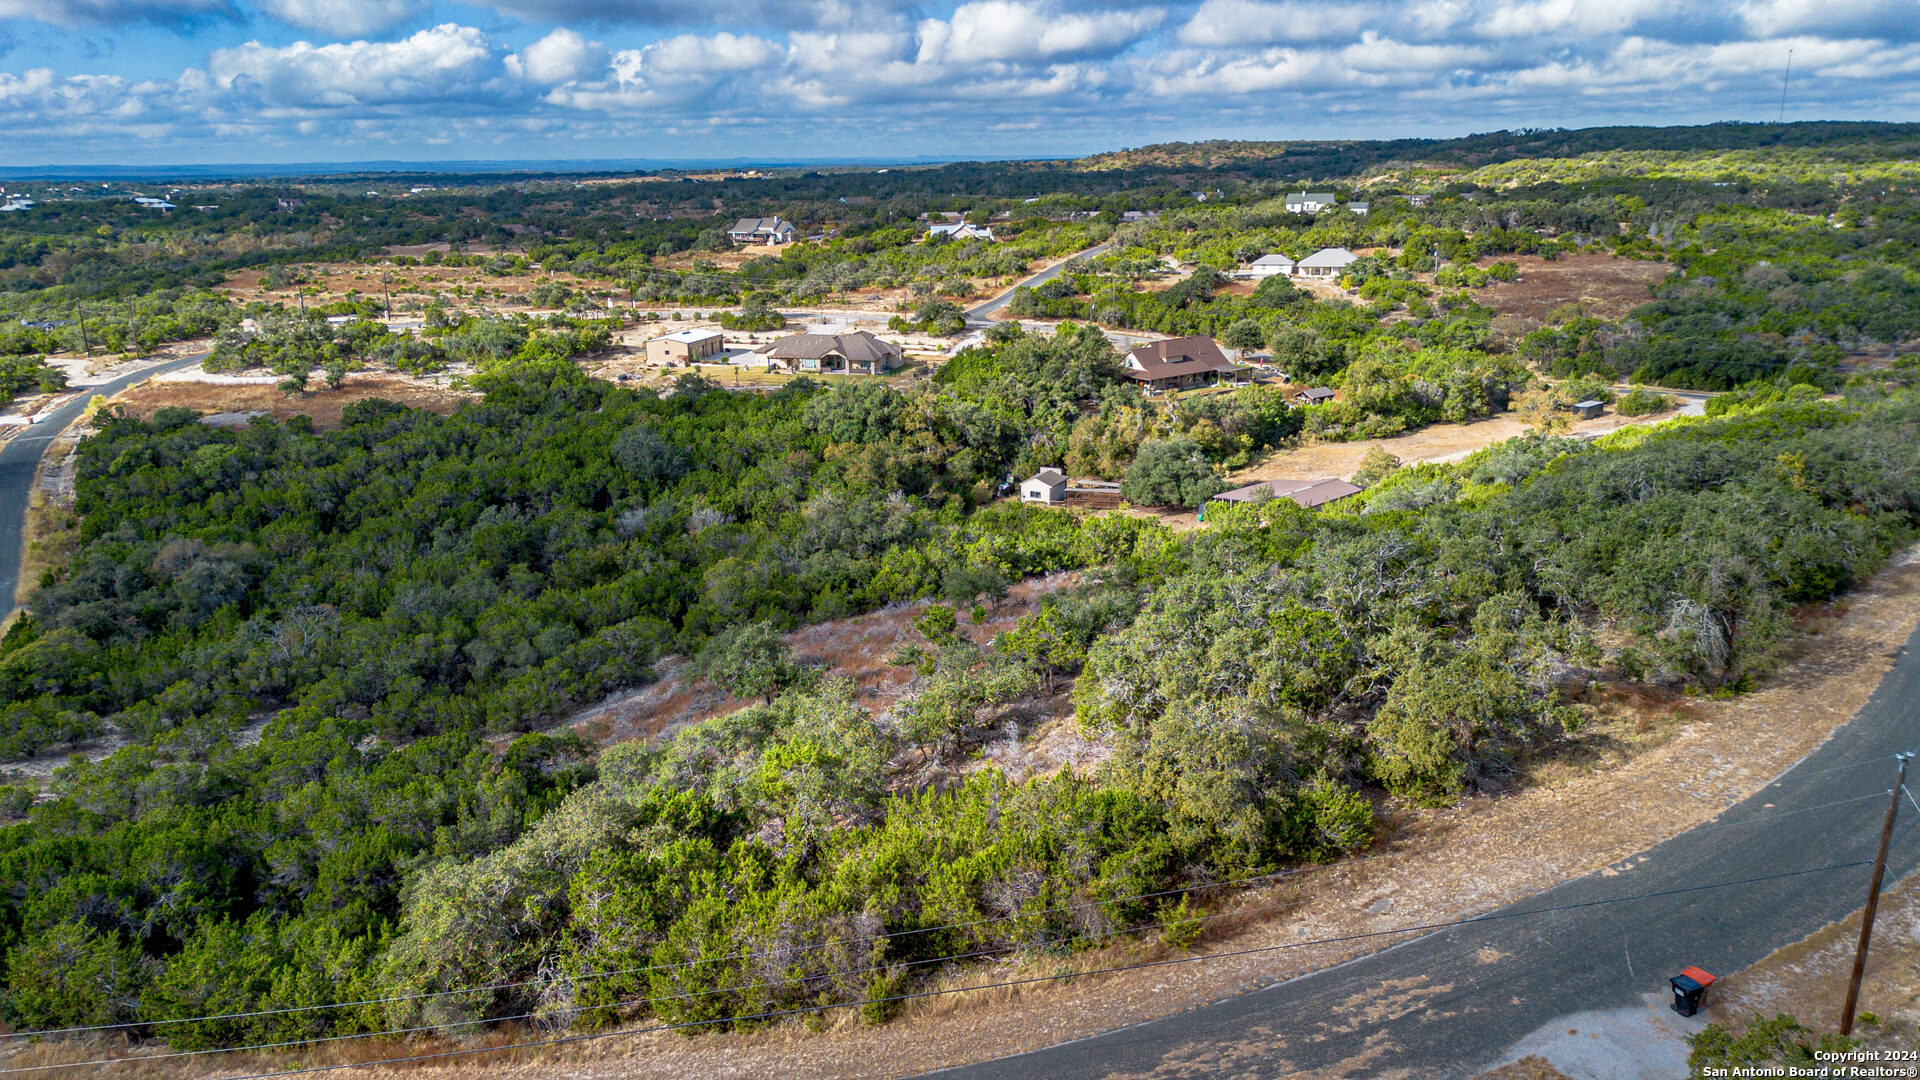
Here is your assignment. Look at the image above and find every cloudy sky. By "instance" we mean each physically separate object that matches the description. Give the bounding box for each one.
[1,0,1915,165]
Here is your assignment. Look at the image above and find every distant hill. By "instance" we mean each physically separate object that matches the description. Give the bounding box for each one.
[1072,122,1920,179]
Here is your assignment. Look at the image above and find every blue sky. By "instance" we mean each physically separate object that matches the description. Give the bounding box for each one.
[1,0,1917,165]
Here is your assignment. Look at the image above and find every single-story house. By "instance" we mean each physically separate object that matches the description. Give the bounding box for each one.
[1285,192,1335,214]
[1244,253,1296,278]
[1295,386,1337,404]
[760,330,903,375]
[927,221,995,241]
[1209,477,1361,510]
[1407,194,1432,208]
[1120,210,1161,223]
[727,217,796,245]
[647,329,725,365]
[1022,468,1068,504]
[1571,399,1605,420]
[1296,247,1359,278]
[1348,201,1370,215]
[1122,336,1246,390]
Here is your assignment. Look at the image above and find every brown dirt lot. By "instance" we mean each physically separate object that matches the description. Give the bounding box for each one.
[1474,254,1671,326]
[36,548,1920,1080]
[106,371,472,429]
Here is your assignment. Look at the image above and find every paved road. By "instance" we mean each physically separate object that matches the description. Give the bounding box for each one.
[927,622,1920,1079]
[0,352,208,613]
[966,244,1110,323]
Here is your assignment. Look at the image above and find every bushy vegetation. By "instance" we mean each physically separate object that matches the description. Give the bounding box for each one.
[6,123,1920,1054]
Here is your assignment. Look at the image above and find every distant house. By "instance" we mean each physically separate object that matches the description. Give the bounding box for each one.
[276,198,305,211]
[927,221,995,241]
[1022,468,1068,504]
[0,197,31,213]
[760,330,902,375]
[647,329,725,365]
[727,217,796,244]
[1243,253,1296,278]
[133,197,174,210]
[1347,201,1370,215]
[1407,194,1432,208]
[1571,399,1605,420]
[1210,477,1361,511]
[1122,336,1245,391]
[1285,192,1335,214]
[1296,247,1359,278]
[1295,386,1337,404]
[1120,210,1161,223]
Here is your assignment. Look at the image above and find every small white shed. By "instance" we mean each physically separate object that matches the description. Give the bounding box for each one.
[1021,468,1068,504]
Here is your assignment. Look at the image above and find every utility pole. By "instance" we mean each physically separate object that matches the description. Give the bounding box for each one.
[75,302,89,357]
[1841,751,1912,1036]
[1779,49,1793,124]
[382,273,392,320]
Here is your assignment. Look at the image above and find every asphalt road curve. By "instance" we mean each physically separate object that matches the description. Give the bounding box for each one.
[0,352,209,614]
[966,244,1110,323]
[925,627,1920,1079]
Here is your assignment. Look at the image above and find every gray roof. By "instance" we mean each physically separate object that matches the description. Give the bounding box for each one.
[1573,399,1605,409]
[1297,247,1359,269]
[1251,253,1295,267]
[1030,468,1067,486]
[1212,477,1360,509]
[1298,386,1337,401]
[766,330,900,363]
[729,217,791,234]
[1287,191,1335,202]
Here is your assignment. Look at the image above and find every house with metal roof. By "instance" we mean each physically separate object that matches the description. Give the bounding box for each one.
[1296,247,1359,278]
[646,329,725,365]
[1209,477,1361,511]
[1242,253,1296,278]
[1285,192,1336,213]
[1021,469,1067,504]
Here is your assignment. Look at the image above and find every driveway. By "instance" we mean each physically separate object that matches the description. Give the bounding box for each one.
[0,352,209,615]
[925,625,1920,1078]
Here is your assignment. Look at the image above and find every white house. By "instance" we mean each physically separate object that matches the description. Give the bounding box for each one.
[1347,201,1370,216]
[927,221,995,241]
[1021,468,1068,504]
[1285,192,1335,214]
[1243,253,1296,278]
[727,217,796,244]
[1296,247,1359,278]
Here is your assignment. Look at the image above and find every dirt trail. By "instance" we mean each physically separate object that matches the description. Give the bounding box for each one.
[36,545,1908,1080]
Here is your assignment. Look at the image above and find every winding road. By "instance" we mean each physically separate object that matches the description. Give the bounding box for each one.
[965,244,1109,324]
[925,624,1920,1078]
[0,351,208,614]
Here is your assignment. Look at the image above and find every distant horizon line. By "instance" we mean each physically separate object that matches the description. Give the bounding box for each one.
[0,155,1052,182]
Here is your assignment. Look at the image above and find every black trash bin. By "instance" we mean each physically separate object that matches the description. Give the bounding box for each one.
[1670,966,1717,1016]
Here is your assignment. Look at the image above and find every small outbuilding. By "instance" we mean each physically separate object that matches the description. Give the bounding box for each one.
[1295,386,1337,404]
[1022,468,1068,504]
[1571,399,1605,420]
[1245,253,1296,278]
[647,329,725,364]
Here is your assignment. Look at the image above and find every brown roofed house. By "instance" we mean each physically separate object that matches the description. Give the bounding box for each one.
[762,330,903,375]
[1122,335,1245,391]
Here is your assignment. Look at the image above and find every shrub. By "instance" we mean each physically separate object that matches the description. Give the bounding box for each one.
[1616,388,1670,416]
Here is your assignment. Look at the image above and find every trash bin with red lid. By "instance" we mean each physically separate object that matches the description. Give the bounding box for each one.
[1670,966,1716,1016]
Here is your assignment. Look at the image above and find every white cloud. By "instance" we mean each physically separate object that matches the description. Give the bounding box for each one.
[253,0,427,36]
[543,31,781,110]
[208,23,505,107]
[917,1,1162,64]
[1178,0,1379,47]
[507,27,611,84]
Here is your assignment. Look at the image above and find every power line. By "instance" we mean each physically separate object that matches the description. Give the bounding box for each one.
[0,841,1431,1042]
[7,779,1898,1058]
[0,891,1324,1075]
[184,855,1880,1080]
